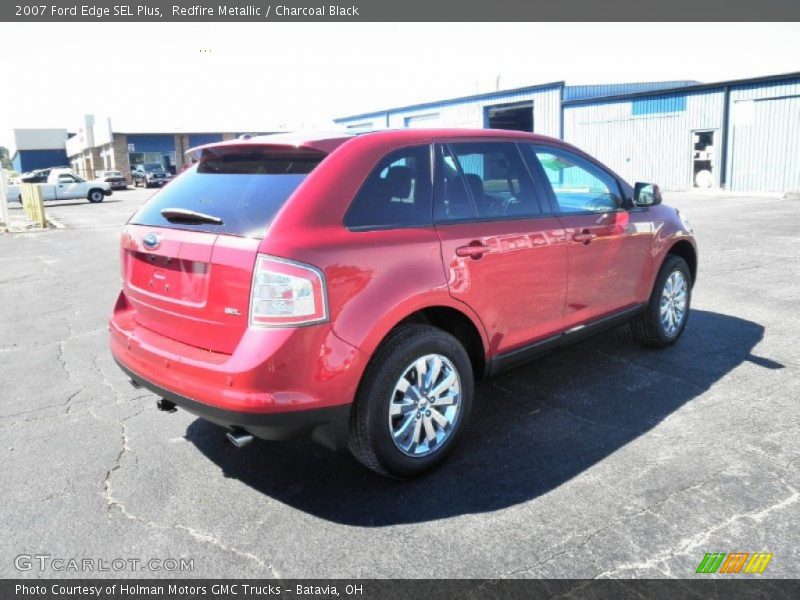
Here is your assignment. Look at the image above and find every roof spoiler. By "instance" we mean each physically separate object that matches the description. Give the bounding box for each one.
[185,131,354,160]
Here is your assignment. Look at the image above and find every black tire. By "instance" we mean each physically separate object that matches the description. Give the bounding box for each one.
[87,189,105,203]
[349,324,474,478]
[631,255,692,347]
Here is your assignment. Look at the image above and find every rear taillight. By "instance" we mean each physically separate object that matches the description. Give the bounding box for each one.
[249,255,328,327]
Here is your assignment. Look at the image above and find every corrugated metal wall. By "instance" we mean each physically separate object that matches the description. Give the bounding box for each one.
[727,78,800,192]
[336,75,800,192]
[386,87,562,138]
[563,90,725,190]
[337,87,562,139]
[563,81,698,102]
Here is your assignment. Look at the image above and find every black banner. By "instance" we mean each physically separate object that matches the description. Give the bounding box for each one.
[3,0,800,22]
[4,580,800,600]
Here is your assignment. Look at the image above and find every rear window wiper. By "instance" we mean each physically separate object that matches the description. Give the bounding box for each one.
[160,208,224,225]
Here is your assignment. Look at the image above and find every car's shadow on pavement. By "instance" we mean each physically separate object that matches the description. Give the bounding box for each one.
[185,309,779,526]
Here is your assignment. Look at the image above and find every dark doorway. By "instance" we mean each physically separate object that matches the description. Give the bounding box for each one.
[692,130,716,188]
[485,101,534,132]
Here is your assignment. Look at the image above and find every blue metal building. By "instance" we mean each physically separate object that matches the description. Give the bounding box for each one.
[9,128,70,174]
[12,148,69,173]
[335,72,800,192]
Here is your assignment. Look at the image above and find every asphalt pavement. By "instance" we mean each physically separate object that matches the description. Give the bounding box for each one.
[1,188,798,579]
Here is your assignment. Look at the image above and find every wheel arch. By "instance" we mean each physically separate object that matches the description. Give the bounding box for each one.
[666,239,697,286]
[396,306,489,380]
[345,299,490,381]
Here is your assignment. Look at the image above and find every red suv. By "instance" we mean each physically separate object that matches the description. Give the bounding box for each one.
[110,130,697,477]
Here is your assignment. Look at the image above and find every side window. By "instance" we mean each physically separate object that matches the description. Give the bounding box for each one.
[435,142,541,222]
[57,174,76,183]
[434,145,475,221]
[523,145,622,214]
[344,145,432,230]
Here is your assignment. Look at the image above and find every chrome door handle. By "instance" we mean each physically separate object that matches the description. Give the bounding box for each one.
[572,229,596,244]
[456,243,491,258]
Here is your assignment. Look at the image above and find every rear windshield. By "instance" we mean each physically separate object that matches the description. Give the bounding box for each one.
[129,146,326,238]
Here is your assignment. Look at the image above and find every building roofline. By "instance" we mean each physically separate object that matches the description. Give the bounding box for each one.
[334,81,565,123]
[562,71,800,106]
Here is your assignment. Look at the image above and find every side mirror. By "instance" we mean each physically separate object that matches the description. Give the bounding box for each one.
[633,182,662,207]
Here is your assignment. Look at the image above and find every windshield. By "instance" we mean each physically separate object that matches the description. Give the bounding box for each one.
[129,146,326,238]
[106,171,122,177]
[144,163,165,171]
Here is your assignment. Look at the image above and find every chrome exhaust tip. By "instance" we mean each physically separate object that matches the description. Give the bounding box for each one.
[226,431,254,448]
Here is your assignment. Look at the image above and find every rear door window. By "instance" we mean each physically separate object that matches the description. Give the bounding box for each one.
[434,141,542,221]
[129,146,325,238]
[344,145,433,230]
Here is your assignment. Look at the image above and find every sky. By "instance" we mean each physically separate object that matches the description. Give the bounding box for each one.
[1,22,799,148]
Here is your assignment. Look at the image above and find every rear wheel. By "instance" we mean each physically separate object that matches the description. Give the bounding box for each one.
[349,324,474,478]
[631,255,692,347]
[87,189,105,203]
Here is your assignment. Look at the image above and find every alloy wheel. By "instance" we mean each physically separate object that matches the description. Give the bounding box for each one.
[660,270,688,336]
[388,354,462,457]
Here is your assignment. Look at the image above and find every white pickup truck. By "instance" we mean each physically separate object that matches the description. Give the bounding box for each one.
[5,168,112,204]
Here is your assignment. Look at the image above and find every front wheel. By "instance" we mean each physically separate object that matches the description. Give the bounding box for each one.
[631,255,692,347]
[349,324,474,478]
[87,189,105,203]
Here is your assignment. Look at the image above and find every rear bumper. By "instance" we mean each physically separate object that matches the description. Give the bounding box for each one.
[117,360,351,449]
[109,290,367,447]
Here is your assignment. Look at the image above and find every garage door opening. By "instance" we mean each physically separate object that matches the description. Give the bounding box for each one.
[692,130,716,188]
[485,101,534,132]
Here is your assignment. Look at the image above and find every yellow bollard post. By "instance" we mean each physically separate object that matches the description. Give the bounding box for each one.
[20,183,47,228]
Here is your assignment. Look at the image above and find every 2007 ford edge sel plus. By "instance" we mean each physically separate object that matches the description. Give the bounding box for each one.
[110,129,697,477]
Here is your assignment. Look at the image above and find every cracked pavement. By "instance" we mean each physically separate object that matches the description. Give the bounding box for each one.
[1,190,798,579]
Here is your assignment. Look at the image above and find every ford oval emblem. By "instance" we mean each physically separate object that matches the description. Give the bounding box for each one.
[142,232,161,250]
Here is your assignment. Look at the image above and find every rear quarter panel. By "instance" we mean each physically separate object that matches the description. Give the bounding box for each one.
[259,134,490,360]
